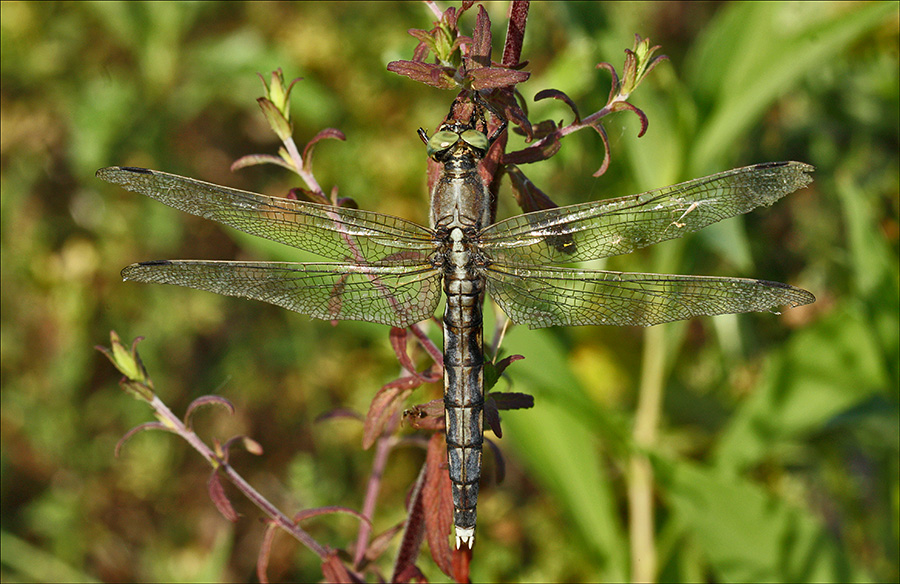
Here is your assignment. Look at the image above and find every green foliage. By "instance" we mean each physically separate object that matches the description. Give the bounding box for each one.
[2,2,897,582]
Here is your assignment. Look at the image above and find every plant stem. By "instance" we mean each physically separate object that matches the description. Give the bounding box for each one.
[147,395,330,559]
[353,433,398,568]
[629,324,666,582]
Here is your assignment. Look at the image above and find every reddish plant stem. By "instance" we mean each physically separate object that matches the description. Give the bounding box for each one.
[353,432,399,568]
[147,395,330,559]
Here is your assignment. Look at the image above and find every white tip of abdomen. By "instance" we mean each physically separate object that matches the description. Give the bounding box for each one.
[455,526,475,549]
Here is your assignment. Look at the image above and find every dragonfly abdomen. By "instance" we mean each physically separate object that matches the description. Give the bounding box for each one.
[442,228,486,549]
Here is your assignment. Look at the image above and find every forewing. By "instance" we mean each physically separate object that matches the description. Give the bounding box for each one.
[97,167,434,264]
[122,261,443,328]
[485,265,815,329]
[480,162,814,265]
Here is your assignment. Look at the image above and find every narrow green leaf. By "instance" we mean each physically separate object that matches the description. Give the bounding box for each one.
[688,2,896,172]
[501,327,630,580]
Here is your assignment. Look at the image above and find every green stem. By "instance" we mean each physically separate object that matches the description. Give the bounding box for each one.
[629,323,666,582]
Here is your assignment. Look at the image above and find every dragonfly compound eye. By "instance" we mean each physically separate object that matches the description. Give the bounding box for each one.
[460,129,488,152]
[426,130,461,158]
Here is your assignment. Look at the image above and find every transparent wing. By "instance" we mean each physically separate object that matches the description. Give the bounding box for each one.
[122,260,443,328]
[98,166,435,264]
[484,264,815,329]
[480,162,814,265]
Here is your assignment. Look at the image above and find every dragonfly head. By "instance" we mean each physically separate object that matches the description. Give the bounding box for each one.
[423,123,489,162]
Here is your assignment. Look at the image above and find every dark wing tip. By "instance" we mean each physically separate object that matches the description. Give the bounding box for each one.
[756,278,816,307]
[761,161,816,195]
[752,161,815,172]
[96,166,153,180]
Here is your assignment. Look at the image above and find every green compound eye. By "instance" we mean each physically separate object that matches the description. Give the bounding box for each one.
[460,129,488,151]
[426,131,460,157]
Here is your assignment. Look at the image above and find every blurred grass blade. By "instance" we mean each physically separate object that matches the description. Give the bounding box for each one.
[687,2,896,172]
[501,327,630,580]
[0,530,100,583]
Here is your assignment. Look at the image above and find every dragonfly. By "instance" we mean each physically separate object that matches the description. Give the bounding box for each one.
[97,101,815,549]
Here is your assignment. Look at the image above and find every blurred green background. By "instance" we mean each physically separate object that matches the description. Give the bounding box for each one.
[2,2,897,582]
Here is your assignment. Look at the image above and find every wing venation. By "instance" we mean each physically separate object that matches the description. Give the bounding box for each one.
[480,162,814,265]
[98,166,435,264]
[484,264,815,328]
[122,260,442,328]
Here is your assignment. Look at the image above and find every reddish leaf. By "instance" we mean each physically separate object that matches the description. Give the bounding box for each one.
[302,128,347,172]
[286,186,329,206]
[321,551,360,584]
[364,522,405,564]
[335,196,358,209]
[484,397,502,438]
[589,121,612,177]
[484,93,533,142]
[394,564,428,583]
[230,153,295,172]
[596,61,620,103]
[257,521,278,584]
[608,100,649,137]
[507,103,534,140]
[207,470,239,522]
[450,35,474,57]
[470,5,492,68]
[534,88,581,122]
[489,391,534,411]
[387,325,412,365]
[408,28,435,46]
[412,41,429,62]
[223,435,264,457]
[485,437,506,484]
[387,61,458,90]
[362,378,418,449]
[184,395,235,429]
[115,422,173,457]
[452,544,472,583]
[292,505,370,527]
[501,0,530,68]
[391,465,427,583]
[424,433,453,577]
[468,67,530,90]
[409,321,445,366]
[436,7,461,37]
[390,327,437,383]
[493,354,525,377]
[502,135,561,165]
[506,164,544,213]
[514,119,557,140]
[484,353,525,392]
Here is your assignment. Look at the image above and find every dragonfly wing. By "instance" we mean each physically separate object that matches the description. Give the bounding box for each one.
[97,167,434,264]
[484,265,815,329]
[122,260,443,328]
[480,162,814,265]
